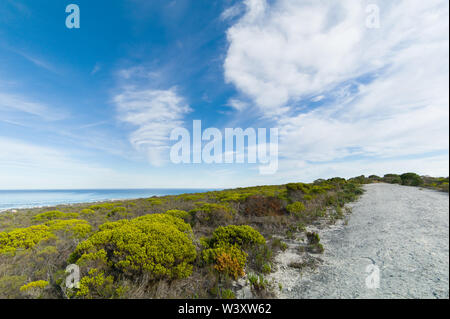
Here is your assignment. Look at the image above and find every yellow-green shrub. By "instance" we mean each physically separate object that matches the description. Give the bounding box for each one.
[209,225,265,248]
[0,225,55,255]
[33,210,79,222]
[175,194,205,202]
[70,214,196,280]
[165,209,190,221]
[147,198,164,205]
[20,280,49,292]
[107,207,128,218]
[45,219,92,239]
[286,202,306,215]
[89,203,115,210]
[80,208,95,216]
[73,268,118,299]
[189,203,234,224]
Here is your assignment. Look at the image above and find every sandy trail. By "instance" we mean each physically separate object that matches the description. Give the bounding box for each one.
[270,183,449,299]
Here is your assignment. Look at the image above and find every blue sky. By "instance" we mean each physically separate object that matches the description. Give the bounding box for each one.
[0,0,448,189]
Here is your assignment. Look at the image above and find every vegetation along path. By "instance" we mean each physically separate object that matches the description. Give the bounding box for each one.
[273,183,449,299]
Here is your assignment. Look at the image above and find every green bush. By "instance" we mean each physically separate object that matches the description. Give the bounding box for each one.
[70,214,196,280]
[189,203,234,224]
[107,207,128,218]
[383,174,402,184]
[0,225,55,255]
[306,232,324,254]
[89,203,115,210]
[400,173,423,186]
[209,225,265,248]
[72,268,120,299]
[20,280,49,292]
[175,194,205,202]
[165,209,190,221]
[147,198,164,206]
[80,209,95,216]
[45,219,92,239]
[33,210,79,222]
[286,202,306,215]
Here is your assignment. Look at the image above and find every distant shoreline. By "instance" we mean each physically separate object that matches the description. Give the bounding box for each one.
[0,188,218,212]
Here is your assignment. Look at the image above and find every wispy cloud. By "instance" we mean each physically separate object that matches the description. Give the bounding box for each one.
[12,49,59,74]
[224,0,449,173]
[0,136,144,189]
[114,83,192,166]
[91,63,101,75]
[221,3,245,21]
[227,98,249,111]
[0,92,67,121]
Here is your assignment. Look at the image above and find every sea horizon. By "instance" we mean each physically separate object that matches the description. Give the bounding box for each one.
[0,188,217,211]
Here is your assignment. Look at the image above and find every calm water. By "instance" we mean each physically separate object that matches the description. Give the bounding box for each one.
[0,189,214,211]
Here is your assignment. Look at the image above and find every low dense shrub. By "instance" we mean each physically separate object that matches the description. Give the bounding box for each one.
[286,202,306,216]
[165,209,191,221]
[20,280,49,298]
[242,195,284,217]
[80,209,95,216]
[189,203,234,225]
[203,225,266,280]
[33,210,79,222]
[383,174,402,184]
[107,206,128,218]
[400,173,424,186]
[306,232,324,254]
[0,225,55,255]
[69,214,196,280]
[20,280,49,292]
[72,268,122,299]
[209,225,265,248]
[147,198,165,206]
[175,194,205,202]
[45,219,92,239]
[89,203,115,210]
[307,232,320,245]
[203,245,247,279]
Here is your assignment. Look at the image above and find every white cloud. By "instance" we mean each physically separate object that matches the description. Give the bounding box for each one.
[221,3,244,21]
[0,92,67,121]
[91,63,101,75]
[0,137,120,189]
[224,0,449,175]
[311,95,324,103]
[12,49,59,73]
[227,98,249,111]
[114,87,191,166]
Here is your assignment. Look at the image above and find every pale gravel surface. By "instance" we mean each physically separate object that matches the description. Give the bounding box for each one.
[270,183,449,299]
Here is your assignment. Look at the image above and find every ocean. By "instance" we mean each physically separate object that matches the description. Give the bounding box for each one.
[0,188,214,211]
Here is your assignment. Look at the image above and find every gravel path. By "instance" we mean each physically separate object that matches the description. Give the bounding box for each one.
[272,183,449,299]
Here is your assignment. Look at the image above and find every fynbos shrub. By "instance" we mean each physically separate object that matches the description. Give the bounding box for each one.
[70,214,197,280]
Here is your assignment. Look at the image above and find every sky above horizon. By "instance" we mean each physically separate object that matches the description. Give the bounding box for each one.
[0,0,449,189]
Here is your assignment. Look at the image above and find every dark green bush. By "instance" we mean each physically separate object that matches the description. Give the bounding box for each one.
[400,173,423,186]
